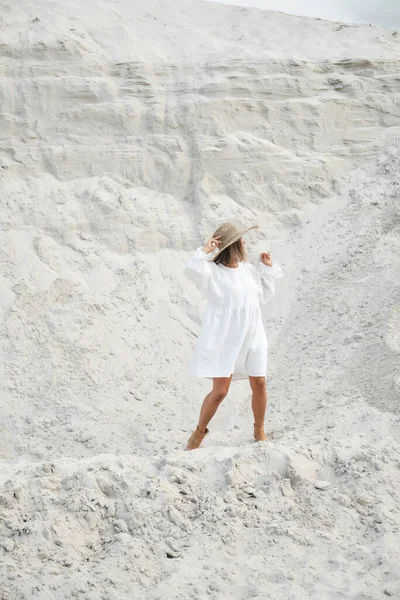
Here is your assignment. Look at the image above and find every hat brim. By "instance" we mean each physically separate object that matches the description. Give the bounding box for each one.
[210,225,259,261]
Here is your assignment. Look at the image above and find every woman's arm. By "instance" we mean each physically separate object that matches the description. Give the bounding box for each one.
[182,236,222,295]
[183,247,215,295]
[253,261,284,305]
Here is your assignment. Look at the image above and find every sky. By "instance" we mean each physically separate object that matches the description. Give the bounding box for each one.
[205,0,400,29]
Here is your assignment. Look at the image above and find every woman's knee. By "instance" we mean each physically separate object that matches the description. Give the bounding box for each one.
[249,376,266,392]
[212,386,230,403]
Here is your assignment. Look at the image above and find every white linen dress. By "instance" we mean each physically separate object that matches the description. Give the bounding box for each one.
[183,246,284,380]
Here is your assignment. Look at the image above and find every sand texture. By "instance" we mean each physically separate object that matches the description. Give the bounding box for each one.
[0,0,400,598]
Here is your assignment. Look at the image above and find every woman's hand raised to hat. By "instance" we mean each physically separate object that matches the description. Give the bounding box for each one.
[203,236,222,254]
[260,252,273,267]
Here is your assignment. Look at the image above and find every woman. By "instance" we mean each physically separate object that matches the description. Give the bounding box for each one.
[183,221,284,450]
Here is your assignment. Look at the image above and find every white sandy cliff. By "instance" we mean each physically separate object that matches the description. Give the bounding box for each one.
[0,0,399,598]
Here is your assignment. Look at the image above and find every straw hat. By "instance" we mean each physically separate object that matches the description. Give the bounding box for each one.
[209,221,259,261]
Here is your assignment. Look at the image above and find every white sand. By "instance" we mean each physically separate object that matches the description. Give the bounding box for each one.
[0,0,400,598]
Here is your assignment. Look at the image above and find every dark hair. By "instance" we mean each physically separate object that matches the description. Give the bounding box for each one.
[213,238,247,266]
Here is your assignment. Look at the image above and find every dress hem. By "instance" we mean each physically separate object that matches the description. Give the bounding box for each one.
[187,371,267,380]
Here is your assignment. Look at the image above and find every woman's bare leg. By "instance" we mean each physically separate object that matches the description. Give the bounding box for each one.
[198,375,233,433]
[249,376,267,426]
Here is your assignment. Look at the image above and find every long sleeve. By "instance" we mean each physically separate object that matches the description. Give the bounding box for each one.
[253,261,284,305]
[183,246,216,296]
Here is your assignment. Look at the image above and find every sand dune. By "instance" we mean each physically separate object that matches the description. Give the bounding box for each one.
[0,0,399,598]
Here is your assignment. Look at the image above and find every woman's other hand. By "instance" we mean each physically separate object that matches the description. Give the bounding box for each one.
[260,252,273,267]
[203,236,222,254]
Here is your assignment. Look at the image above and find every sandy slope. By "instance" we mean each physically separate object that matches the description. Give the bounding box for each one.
[0,0,399,598]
